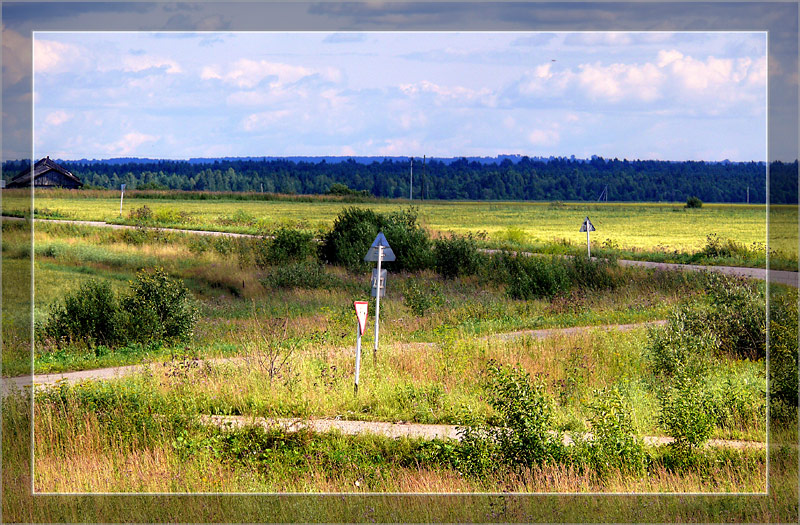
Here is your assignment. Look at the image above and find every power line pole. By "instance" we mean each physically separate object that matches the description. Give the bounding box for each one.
[409,157,413,200]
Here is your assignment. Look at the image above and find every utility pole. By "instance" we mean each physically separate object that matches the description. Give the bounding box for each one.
[747,186,749,204]
[409,157,413,200]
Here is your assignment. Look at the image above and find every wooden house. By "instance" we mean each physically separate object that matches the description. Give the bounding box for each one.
[6,156,83,189]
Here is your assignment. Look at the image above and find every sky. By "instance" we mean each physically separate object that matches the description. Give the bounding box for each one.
[32,30,767,162]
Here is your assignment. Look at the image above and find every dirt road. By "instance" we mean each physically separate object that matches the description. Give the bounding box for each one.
[3,321,663,395]
[4,216,796,286]
[201,415,767,450]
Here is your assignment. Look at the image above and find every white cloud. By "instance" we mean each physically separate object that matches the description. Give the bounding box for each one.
[121,55,183,74]
[106,132,158,155]
[242,110,292,131]
[33,38,84,74]
[44,110,72,126]
[528,128,560,146]
[399,80,493,105]
[578,62,663,102]
[202,58,318,89]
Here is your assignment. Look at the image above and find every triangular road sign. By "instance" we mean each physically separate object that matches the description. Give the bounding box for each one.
[364,231,396,261]
[354,301,369,335]
[579,216,596,232]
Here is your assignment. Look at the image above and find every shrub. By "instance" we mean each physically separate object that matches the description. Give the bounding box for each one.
[403,278,444,317]
[458,361,564,471]
[504,255,570,300]
[260,261,343,290]
[700,233,751,259]
[127,205,153,223]
[658,372,716,452]
[41,280,124,350]
[319,207,433,273]
[565,256,619,290]
[319,207,381,272]
[121,268,198,344]
[686,196,703,208]
[702,273,765,360]
[577,386,646,476]
[646,302,717,378]
[433,234,480,279]
[769,290,798,423]
[266,227,316,265]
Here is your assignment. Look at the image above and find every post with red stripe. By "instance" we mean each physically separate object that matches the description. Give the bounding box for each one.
[353,301,369,395]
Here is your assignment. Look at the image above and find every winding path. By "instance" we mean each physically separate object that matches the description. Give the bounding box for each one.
[3,321,663,395]
[5,216,796,287]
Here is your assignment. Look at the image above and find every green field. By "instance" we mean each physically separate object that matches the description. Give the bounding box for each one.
[1,194,797,519]
[2,189,796,263]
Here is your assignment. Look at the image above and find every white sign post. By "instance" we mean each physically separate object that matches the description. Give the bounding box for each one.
[363,232,395,361]
[353,301,369,395]
[119,184,126,216]
[580,216,596,257]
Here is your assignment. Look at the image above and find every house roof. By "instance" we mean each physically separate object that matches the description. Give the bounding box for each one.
[8,156,83,187]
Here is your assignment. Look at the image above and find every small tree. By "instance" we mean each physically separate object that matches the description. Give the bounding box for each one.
[686,196,703,208]
[121,268,198,343]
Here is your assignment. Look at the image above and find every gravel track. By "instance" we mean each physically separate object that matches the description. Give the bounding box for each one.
[4,216,796,286]
[3,321,662,395]
[201,415,766,450]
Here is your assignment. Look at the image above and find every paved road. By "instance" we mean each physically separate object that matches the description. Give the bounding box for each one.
[5,216,795,287]
[3,321,663,395]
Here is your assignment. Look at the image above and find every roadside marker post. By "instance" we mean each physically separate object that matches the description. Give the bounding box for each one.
[119,184,126,216]
[363,232,395,361]
[353,301,369,395]
[579,216,595,257]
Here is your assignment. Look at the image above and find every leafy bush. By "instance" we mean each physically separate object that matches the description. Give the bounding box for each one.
[326,182,370,197]
[41,280,124,350]
[577,386,646,476]
[127,205,153,223]
[319,207,432,272]
[121,268,198,344]
[686,196,703,208]
[646,302,717,377]
[264,227,316,265]
[260,261,344,290]
[700,233,750,259]
[403,278,444,317]
[565,255,620,290]
[433,234,480,279]
[504,255,570,300]
[769,290,798,423]
[658,372,716,452]
[702,273,765,360]
[457,361,563,474]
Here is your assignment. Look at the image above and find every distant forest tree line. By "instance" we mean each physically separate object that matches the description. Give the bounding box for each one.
[3,157,797,204]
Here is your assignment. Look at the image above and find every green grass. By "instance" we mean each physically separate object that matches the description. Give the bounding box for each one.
[3,189,796,267]
[1,202,792,511]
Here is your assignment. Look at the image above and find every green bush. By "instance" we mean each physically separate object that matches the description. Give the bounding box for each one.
[504,254,570,300]
[646,302,717,377]
[769,290,798,423]
[260,261,344,290]
[577,386,646,476]
[658,372,716,452]
[433,234,480,279]
[565,256,619,290]
[686,196,703,208]
[702,273,765,360]
[265,227,316,265]
[41,280,124,350]
[403,278,444,317]
[700,233,750,259]
[319,207,432,272]
[121,268,198,344]
[459,361,564,471]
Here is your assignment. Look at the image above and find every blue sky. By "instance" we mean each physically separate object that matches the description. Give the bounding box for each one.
[33,31,766,161]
